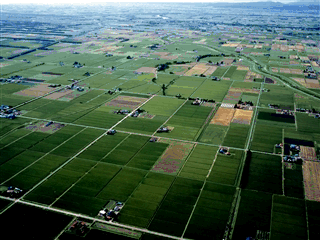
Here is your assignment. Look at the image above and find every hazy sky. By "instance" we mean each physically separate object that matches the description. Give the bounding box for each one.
[1,0,299,4]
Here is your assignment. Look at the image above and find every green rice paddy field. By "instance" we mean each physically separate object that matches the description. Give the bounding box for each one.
[1,34,320,240]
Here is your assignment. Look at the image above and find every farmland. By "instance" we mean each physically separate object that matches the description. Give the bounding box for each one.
[1,4,320,239]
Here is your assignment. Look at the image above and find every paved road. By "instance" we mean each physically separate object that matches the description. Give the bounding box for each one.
[0,195,190,240]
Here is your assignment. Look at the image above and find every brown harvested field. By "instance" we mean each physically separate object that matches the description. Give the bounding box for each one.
[224,91,242,101]
[136,67,157,74]
[152,141,194,174]
[300,146,318,161]
[154,52,179,60]
[223,58,235,66]
[290,60,300,65]
[237,66,250,71]
[222,43,240,47]
[193,39,207,44]
[279,68,303,75]
[15,84,53,97]
[210,107,235,126]
[291,69,303,74]
[279,68,291,74]
[44,89,73,100]
[202,66,217,76]
[249,52,264,56]
[305,79,320,89]
[280,45,289,52]
[254,44,263,49]
[244,71,263,82]
[312,61,320,67]
[271,44,280,50]
[154,52,170,57]
[184,63,209,76]
[231,109,253,124]
[295,44,305,52]
[60,91,85,101]
[202,102,216,108]
[290,55,299,60]
[105,95,147,109]
[293,78,307,87]
[303,161,320,202]
[271,68,279,73]
[163,54,179,60]
[300,56,309,61]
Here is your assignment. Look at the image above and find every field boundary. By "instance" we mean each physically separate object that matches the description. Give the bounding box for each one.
[181,147,220,238]
[0,196,190,240]
[1,127,88,185]
[1,95,155,215]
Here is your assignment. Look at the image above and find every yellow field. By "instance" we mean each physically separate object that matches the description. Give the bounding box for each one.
[237,66,250,71]
[184,63,209,76]
[232,109,253,124]
[193,39,207,44]
[202,66,217,76]
[229,87,260,94]
[210,107,235,126]
[221,43,240,47]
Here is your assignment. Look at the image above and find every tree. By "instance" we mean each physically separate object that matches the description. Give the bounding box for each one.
[161,84,167,96]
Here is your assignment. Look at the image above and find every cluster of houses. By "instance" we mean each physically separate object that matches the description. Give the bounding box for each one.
[219,147,231,155]
[0,105,20,119]
[253,87,269,92]
[276,109,294,116]
[48,84,61,88]
[157,126,170,133]
[114,109,130,115]
[296,107,320,118]
[73,61,83,68]
[276,143,302,162]
[189,97,214,105]
[191,97,205,105]
[98,200,124,222]
[107,88,121,95]
[235,100,254,110]
[1,186,23,198]
[0,75,30,84]
[68,221,89,237]
[107,129,117,135]
[66,81,84,92]
[304,66,318,79]
[268,104,294,116]
[284,144,302,163]
[211,76,221,81]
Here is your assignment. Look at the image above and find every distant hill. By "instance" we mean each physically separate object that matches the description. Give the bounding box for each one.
[208,1,319,11]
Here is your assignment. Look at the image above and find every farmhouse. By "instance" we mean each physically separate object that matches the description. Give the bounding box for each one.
[98,200,124,222]
[235,47,243,53]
